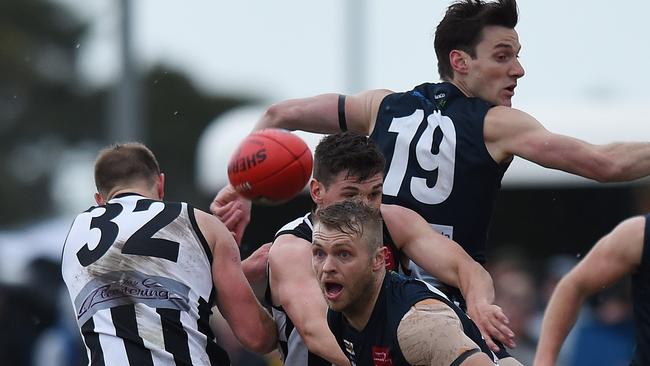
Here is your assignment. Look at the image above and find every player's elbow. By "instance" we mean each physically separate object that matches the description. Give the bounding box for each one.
[297,320,336,355]
[258,103,295,131]
[253,337,278,355]
[233,311,278,354]
[554,274,591,302]
[300,328,323,350]
[300,330,338,362]
[239,329,278,354]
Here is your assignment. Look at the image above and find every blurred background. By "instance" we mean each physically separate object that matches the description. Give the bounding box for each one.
[0,0,648,365]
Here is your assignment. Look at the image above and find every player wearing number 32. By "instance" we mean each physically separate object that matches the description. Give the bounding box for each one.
[61,143,277,366]
[254,0,650,301]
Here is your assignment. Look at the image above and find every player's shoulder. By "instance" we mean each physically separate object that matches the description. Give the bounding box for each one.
[275,212,313,241]
[617,215,647,233]
[612,215,647,254]
[599,215,646,251]
[191,205,234,251]
[380,204,417,220]
[382,82,440,102]
[485,106,539,130]
[385,271,432,297]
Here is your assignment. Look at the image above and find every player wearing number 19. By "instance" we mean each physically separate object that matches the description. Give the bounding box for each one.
[61,143,277,366]
[254,0,650,301]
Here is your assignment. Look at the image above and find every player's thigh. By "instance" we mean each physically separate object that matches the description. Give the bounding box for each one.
[397,300,486,366]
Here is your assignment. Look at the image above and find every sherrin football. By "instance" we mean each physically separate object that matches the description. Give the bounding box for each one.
[227,129,313,203]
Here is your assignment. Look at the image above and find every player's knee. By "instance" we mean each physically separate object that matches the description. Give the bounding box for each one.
[397,300,483,366]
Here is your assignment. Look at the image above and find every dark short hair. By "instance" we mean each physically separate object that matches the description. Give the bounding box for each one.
[313,131,385,187]
[313,200,383,254]
[434,0,519,80]
[94,142,161,199]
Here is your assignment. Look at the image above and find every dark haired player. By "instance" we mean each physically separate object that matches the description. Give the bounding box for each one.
[252,0,650,331]
[213,132,516,365]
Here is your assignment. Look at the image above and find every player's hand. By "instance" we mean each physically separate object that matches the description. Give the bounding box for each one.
[241,242,271,283]
[210,184,251,246]
[467,301,516,352]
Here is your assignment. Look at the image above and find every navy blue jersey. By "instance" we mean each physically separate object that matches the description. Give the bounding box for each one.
[327,272,494,366]
[268,213,406,365]
[630,214,650,366]
[370,82,509,264]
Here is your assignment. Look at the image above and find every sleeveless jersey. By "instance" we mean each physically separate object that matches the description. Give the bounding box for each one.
[267,212,404,366]
[61,193,228,366]
[630,214,650,366]
[370,81,509,266]
[327,271,495,366]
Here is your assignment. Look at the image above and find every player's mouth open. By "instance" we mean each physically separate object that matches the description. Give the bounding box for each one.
[324,282,343,299]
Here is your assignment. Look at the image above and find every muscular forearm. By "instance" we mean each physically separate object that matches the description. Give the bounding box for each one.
[534,279,586,366]
[247,307,279,354]
[241,257,261,283]
[459,263,495,307]
[301,328,351,366]
[597,142,650,182]
[241,243,271,285]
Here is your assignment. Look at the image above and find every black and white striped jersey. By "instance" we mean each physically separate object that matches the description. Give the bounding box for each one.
[62,193,229,366]
[270,213,333,366]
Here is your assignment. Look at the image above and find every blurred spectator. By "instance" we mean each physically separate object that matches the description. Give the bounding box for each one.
[32,290,87,366]
[531,255,587,366]
[0,256,82,366]
[569,280,634,366]
[488,248,537,365]
[27,256,87,366]
[0,283,38,365]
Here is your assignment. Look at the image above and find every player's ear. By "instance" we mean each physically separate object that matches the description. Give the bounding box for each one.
[94,192,105,205]
[372,246,386,271]
[450,50,469,74]
[310,179,324,205]
[157,173,165,200]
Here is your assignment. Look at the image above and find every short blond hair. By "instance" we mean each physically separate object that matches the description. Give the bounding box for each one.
[313,200,383,254]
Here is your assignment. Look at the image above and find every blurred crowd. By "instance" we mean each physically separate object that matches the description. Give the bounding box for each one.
[487,249,634,366]
[0,249,635,366]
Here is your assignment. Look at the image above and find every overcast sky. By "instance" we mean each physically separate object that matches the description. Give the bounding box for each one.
[56,0,650,108]
[45,0,650,208]
[5,0,649,281]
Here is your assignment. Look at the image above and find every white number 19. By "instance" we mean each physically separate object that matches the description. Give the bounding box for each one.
[383,109,456,205]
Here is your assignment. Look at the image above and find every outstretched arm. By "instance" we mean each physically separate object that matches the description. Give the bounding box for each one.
[254,89,393,135]
[533,216,645,366]
[196,210,278,354]
[209,185,269,283]
[485,106,650,182]
[269,234,350,366]
[381,204,514,352]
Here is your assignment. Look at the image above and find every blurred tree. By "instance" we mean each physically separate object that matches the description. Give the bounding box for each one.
[0,0,251,225]
[143,67,249,209]
[0,0,94,225]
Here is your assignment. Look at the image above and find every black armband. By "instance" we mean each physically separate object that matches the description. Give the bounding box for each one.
[338,94,348,132]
